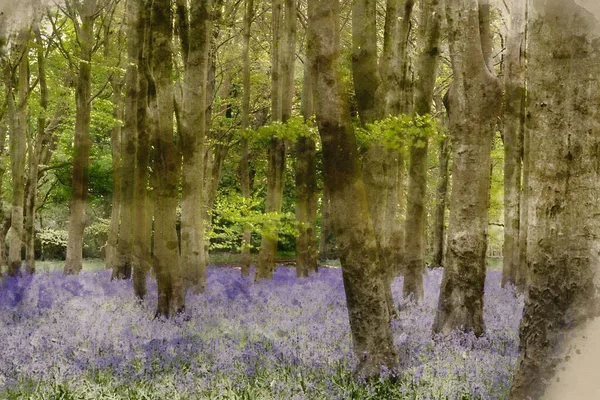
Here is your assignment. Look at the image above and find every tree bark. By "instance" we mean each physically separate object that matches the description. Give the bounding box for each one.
[510,1,600,397]
[64,0,96,276]
[180,0,212,294]
[352,0,380,125]
[432,0,502,337]
[501,0,526,288]
[318,184,336,260]
[8,30,29,277]
[403,0,443,300]
[23,24,49,274]
[149,0,184,317]
[295,59,318,277]
[307,0,398,377]
[113,0,139,281]
[432,134,450,268]
[105,81,122,272]
[256,0,287,281]
[240,0,255,276]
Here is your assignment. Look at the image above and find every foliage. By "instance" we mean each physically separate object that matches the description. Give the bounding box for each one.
[244,116,318,148]
[209,191,297,253]
[357,113,442,152]
[0,267,522,399]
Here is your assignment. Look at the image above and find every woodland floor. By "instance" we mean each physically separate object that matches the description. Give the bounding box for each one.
[0,261,522,399]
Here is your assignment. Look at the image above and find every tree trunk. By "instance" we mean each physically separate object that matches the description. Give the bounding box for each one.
[23,24,49,274]
[0,69,10,274]
[510,1,600,397]
[308,0,398,377]
[8,30,29,277]
[501,0,526,288]
[149,0,184,317]
[515,112,529,291]
[432,134,450,268]
[403,0,443,300]
[295,60,318,277]
[64,0,96,276]
[318,184,336,260]
[113,0,139,281]
[240,0,255,276]
[180,0,212,294]
[105,81,122,271]
[256,0,287,281]
[352,0,380,125]
[133,3,151,299]
[432,0,502,337]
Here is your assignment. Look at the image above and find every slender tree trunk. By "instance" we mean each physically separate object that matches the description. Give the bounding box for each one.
[296,60,318,277]
[180,0,212,294]
[432,134,449,268]
[510,1,600,397]
[403,0,443,300]
[113,0,139,280]
[318,185,336,260]
[501,0,526,288]
[105,83,122,271]
[383,149,405,277]
[8,31,29,277]
[149,0,184,316]
[64,0,96,276]
[240,0,255,275]
[23,24,47,274]
[256,0,287,281]
[352,0,380,125]
[133,3,151,299]
[308,0,398,377]
[353,0,394,319]
[0,72,10,274]
[515,113,529,291]
[432,0,502,337]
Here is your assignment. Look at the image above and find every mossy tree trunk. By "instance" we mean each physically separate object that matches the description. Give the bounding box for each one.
[510,1,600,397]
[179,0,212,294]
[403,0,443,300]
[432,133,450,268]
[240,0,255,276]
[295,59,318,277]
[149,0,184,317]
[432,0,502,337]
[501,0,526,288]
[7,30,28,277]
[133,1,152,299]
[307,0,399,377]
[113,0,139,281]
[64,0,97,276]
[256,0,288,281]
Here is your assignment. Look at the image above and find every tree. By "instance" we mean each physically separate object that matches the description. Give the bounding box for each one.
[6,29,29,277]
[148,0,184,316]
[179,0,213,293]
[510,0,600,397]
[307,0,398,376]
[132,0,151,299]
[239,0,255,276]
[431,131,449,268]
[432,0,502,336]
[255,0,291,280]
[501,0,526,288]
[403,0,443,300]
[112,0,137,280]
[295,58,318,277]
[63,0,101,275]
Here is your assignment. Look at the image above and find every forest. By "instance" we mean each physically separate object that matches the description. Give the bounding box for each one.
[0,0,599,398]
